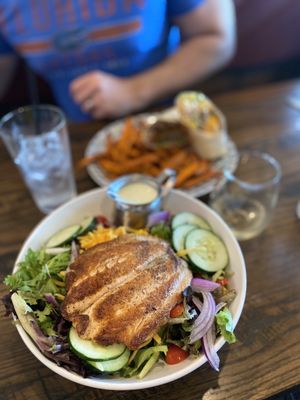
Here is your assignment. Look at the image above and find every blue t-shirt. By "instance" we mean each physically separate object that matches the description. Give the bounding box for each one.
[0,0,204,121]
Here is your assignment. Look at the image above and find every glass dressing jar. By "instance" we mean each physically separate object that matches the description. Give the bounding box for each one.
[107,169,176,228]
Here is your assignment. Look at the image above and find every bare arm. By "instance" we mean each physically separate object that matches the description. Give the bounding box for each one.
[70,0,236,119]
[0,55,17,99]
[130,0,236,106]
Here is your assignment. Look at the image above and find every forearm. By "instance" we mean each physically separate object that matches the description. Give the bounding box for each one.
[130,33,234,109]
[70,0,236,119]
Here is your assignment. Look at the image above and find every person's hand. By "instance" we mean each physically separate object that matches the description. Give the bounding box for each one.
[69,70,141,119]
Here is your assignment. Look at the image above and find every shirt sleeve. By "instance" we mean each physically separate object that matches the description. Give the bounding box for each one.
[0,33,14,55]
[167,0,205,18]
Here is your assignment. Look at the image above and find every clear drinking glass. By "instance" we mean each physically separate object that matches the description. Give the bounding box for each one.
[209,151,281,240]
[0,105,77,214]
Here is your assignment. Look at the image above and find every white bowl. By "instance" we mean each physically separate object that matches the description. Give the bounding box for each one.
[13,188,247,391]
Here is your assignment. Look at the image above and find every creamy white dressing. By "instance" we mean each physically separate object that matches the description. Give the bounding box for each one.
[118,182,158,205]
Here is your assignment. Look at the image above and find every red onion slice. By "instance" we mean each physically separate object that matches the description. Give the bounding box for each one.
[44,293,60,310]
[191,278,220,292]
[71,241,79,262]
[147,211,171,227]
[190,292,225,369]
[66,241,79,273]
[192,295,202,312]
[189,291,216,343]
[202,323,220,371]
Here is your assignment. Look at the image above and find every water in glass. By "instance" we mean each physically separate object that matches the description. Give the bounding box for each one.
[15,131,76,214]
[209,151,281,241]
[0,105,77,214]
[210,194,269,240]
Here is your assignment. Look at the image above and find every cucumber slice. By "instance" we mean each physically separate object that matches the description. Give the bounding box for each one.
[69,327,126,361]
[172,224,198,253]
[88,348,130,372]
[172,212,211,231]
[78,216,97,236]
[185,228,228,272]
[45,247,70,255]
[45,225,81,248]
[11,293,36,339]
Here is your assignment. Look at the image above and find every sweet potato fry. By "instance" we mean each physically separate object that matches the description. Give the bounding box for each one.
[105,132,115,153]
[193,160,210,175]
[175,161,201,187]
[126,147,144,158]
[78,154,103,169]
[162,150,189,169]
[116,119,134,144]
[98,159,125,175]
[121,153,160,170]
[118,118,142,151]
[141,165,162,177]
[181,170,221,189]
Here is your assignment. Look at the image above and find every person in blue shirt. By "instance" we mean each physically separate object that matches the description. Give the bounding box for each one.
[0,0,236,121]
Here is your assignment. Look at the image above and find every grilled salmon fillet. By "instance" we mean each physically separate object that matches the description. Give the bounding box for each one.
[62,234,192,350]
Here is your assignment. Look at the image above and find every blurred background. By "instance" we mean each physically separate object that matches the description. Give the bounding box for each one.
[1,0,300,117]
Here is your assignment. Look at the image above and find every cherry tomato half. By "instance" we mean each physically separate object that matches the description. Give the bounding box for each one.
[170,303,184,318]
[217,278,229,287]
[96,215,109,227]
[165,344,189,365]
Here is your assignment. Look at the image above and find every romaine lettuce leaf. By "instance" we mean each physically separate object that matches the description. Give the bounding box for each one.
[216,307,236,344]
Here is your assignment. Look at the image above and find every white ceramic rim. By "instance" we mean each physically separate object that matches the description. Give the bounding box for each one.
[12,188,247,391]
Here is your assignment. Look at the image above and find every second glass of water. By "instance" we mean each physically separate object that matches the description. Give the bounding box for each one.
[209,151,281,240]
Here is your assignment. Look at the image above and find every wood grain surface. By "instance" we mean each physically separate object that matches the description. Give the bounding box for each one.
[1,80,300,400]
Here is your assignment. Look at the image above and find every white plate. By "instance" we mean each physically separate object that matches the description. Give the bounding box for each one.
[12,188,246,390]
[85,109,239,198]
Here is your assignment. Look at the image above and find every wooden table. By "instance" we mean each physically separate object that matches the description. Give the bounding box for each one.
[1,80,300,400]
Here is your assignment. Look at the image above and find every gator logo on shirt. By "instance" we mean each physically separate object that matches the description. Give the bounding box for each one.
[53,27,87,51]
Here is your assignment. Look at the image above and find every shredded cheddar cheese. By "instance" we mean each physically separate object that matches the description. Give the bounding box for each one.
[52,279,65,287]
[153,333,162,344]
[54,293,65,301]
[78,225,148,250]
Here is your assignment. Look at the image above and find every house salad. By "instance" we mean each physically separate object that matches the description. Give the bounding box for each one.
[3,210,237,379]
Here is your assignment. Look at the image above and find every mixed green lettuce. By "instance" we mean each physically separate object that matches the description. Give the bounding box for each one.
[216,307,236,344]
[150,222,172,242]
[4,248,69,303]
